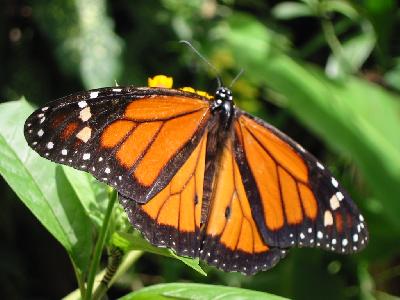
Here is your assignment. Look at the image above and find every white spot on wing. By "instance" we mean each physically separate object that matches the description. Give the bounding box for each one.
[297,144,306,153]
[105,167,111,174]
[336,191,344,201]
[79,106,91,122]
[37,129,44,137]
[47,142,54,149]
[113,88,122,92]
[89,91,99,99]
[317,162,325,170]
[61,149,68,155]
[76,126,91,142]
[317,231,323,239]
[83,153,90,160]
[342,238,348,246]
[331,177,339,188]
[324,210,333,226]
[78,100,88,107]
[330,194,340,210]
[353,234,358,242]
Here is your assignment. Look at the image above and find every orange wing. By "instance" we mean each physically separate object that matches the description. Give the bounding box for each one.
[233,111,368,254]
[120,132,208,257]
[24,87,212,203]
[100,95,211,202]
[200,139,285,274]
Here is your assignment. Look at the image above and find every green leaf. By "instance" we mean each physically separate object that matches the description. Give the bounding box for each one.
[0,99,94,273]
[271,2,313,19]
[111,231,206,276]
[222,13,400,229]
[63,166,109,227]
[119,283,288,300]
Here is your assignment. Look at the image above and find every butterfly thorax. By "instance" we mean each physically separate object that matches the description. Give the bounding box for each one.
[212,87,234,131]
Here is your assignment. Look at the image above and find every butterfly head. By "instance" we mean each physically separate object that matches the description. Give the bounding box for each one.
[213,87,233,110]
[215,87,233,102]
[213,87,234,129]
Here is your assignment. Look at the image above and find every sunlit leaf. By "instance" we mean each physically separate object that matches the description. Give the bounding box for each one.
[0,99,94,274]
[111,231,206,276]
[63,166,109,227]
[119,283,288,300]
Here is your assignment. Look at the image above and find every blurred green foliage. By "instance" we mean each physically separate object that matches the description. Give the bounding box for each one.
[1,0,400,299]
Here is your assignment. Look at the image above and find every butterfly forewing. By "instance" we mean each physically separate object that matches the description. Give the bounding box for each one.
[24,87,212,203]
[233,110,368,254]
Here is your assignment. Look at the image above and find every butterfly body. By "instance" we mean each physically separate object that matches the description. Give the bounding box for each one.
[24,76,368,274]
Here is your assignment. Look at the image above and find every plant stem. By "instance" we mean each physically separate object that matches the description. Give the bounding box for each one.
[70,255,86,298]
[84,189,117,300]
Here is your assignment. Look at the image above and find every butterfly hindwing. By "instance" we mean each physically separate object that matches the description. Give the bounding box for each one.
[201,138,285,274]
[233,110,368,254]
[119,132,208,258]
[24,87,212,203]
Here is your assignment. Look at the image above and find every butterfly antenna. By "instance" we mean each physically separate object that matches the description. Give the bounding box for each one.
[229,68,244,88]
[179,40,223,87]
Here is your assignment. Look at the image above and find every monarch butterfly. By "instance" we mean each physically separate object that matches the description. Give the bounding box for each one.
[24,74,368,275]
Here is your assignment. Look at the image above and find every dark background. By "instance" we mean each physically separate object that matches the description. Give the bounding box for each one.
[1,0,400,299]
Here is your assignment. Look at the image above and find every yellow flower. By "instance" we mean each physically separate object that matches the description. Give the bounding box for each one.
[180,87,195,93]
[180,87,213,99]
[148,75,213,99]
[148,75,173,88]
[196,90,213,99]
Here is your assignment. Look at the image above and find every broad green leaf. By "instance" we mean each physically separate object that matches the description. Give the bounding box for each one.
[0,99,93,273]
[33,0,123,89]
[112,231,206,276]
[272,2,314,19]
[221,13,400,229]
[119,283,288,300]
[63,166,109,227]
